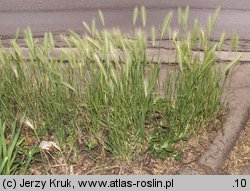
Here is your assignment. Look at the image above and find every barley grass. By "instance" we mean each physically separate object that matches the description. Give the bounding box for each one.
[0,7,241,173]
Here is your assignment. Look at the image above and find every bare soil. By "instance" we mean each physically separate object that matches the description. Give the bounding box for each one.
[27,115,249,175]
[222,120,250,175]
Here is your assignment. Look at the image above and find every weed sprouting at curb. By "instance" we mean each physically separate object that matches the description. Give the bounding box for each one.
[0,7,241,173]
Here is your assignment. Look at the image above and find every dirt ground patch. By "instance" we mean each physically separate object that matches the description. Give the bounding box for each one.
[222,120,250,175]
[27,114,249,175]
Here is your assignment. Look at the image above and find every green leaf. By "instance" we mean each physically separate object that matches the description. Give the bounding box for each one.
[178,133,189,141]
[85,140,98,150]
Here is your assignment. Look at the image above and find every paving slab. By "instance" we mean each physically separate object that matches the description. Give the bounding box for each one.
[1,0,250,51]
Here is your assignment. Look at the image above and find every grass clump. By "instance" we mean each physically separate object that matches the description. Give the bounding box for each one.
[149,7,240,158]
[0,7,241,173]
[0,119,39,174]
[61,28,159,160]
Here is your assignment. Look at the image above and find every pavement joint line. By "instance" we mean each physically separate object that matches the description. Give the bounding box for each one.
[1,47,250,62]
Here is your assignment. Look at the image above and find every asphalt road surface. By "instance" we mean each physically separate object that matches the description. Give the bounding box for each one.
[1,0,250,42]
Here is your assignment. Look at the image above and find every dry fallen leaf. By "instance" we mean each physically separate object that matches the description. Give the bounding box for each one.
[39,141,61,152]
